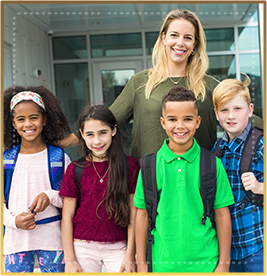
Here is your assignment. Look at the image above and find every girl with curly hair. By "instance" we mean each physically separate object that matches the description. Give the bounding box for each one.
[4,85,71,273]
[59,105,140,273]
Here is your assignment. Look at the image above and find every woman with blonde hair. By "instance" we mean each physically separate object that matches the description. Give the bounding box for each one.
[108,9,219,160]
[61,9,219,160]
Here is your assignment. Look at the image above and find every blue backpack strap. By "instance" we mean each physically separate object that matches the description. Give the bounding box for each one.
[47,144,65,191]
[4,144,21,208]
[35,215,62,225]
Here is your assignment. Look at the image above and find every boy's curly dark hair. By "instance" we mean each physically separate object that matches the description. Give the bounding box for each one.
[4,85,71,149]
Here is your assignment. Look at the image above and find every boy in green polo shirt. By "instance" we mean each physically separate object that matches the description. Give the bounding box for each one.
[134,86,235,273]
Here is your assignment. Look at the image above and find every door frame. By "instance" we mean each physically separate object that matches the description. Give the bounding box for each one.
[91,60,143,105]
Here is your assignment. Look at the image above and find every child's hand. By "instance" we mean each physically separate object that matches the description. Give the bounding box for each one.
[119,254,136,272]
[136,262,148,273]
[214,262,230,272]
[29,192,50,213]
[65,261,83,272]
[241,172,263,194]
[15,212,36,230]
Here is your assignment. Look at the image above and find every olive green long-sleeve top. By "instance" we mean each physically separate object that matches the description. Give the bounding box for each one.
[109,70,220,160]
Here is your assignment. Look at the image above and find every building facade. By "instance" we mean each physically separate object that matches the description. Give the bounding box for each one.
[3,2,265,158]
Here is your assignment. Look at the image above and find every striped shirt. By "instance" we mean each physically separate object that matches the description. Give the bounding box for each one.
[212,122,263,260]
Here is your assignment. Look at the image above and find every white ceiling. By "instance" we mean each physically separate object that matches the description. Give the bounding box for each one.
[6,3,258,34]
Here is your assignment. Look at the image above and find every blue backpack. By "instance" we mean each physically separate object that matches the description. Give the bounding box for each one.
[4,143,65,225]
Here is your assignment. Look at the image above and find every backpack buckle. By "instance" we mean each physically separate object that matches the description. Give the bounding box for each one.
[200,214,207,225]
[147,235,154,244]
[239,197,250,210]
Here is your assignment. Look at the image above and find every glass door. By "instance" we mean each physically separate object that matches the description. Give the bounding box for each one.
[92,60,143,155]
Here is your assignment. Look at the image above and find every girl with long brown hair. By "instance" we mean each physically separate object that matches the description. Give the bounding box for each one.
[60,105,140,273]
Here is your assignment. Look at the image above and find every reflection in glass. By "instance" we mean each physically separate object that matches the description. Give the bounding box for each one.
[54,63,89,160]
[206,28,235,51]
[207,55,236,81]
[54,63,89,132]
[91,33,142,58]
[52,36,87,60]
[101,69,135,155]
[239,53,262,117]
[145,32,158,55]
[238,26,260,50]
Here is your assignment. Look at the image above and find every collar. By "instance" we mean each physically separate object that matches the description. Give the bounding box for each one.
[160,138,200,164]
[221,121,251,143]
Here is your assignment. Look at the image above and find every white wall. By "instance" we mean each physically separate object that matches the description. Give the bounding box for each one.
[4,5,52,90]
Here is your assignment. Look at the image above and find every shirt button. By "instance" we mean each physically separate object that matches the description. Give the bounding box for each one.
[177,157,181,160]
[178,169,181,172]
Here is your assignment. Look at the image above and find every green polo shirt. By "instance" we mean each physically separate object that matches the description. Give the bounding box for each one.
[134,138,235,273]
[110,70,219,160]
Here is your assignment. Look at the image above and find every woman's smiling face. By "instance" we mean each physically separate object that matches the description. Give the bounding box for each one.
[162,19,197,68]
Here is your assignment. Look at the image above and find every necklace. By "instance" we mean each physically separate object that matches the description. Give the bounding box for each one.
[92,152,108,161]
[92,162,110,183]
[168,76,183,85]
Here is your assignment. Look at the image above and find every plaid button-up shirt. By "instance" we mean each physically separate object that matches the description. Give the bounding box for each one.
[212,122,263,260]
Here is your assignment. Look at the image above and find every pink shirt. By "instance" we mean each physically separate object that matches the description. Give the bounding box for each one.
[4,148,71,255]
[59,156,140,242]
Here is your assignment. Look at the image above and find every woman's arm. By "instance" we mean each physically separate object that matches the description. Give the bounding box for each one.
[119,194,137,272]
[61,197,82,272]
[59,133,79,149]
[109,74,136,127]
[135,208,149,273]
[214,206,232,272]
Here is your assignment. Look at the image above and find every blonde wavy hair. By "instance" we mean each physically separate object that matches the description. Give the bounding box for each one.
[213,73,251,111]
[145,9,209,101]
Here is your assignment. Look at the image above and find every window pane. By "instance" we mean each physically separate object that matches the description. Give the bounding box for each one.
[145,32,158,55]
[54,63,89,160]
[206,28,235,51]
[101,69,135,155]
[101,69,135,107]
[4,43,12,90]
[52,36,87,60]
[238,26,260,50]
[207,55,236,81]
[239,53,262,117]
[54,63,89,132]
[90,33,142,58]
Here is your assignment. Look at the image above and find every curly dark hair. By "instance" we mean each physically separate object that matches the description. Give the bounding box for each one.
[4,85,71,149]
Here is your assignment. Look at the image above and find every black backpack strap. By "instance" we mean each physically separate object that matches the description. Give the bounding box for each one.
[74,157,86,210]
[239,127,263,209]
[140,152,157,273]
[200,147,217,230]
[214,138,222,158]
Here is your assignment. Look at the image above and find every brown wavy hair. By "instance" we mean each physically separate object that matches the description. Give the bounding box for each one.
[4,85,71,150]
[78,105,130,227]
